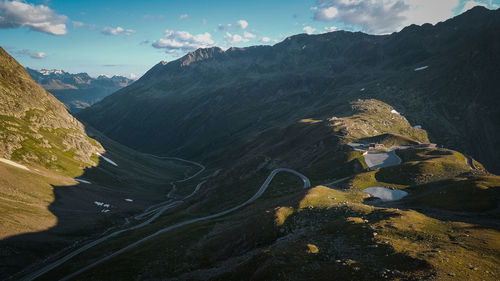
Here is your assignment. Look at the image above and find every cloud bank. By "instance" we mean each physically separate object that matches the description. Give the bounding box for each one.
[313,0,460,34]
[0,0,67,35]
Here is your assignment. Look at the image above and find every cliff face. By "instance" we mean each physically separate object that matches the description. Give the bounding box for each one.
[0,47,102,175]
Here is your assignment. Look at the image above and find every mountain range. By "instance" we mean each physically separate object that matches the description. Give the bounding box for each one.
[78,6,500,175]
[27,68,133,113]
[1,5,500,281]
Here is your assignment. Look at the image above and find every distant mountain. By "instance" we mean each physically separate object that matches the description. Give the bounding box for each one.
[27,68,134,113]
[79,6,500,174]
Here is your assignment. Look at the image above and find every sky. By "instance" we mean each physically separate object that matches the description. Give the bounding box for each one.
[0,0,499,79]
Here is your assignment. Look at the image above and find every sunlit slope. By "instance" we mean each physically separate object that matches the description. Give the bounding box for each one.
[0,47,103,176]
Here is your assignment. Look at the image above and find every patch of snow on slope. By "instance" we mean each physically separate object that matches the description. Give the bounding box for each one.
[391,109,400,115]
[414,66,428,71]
[96,152,118,166]
[125,199,133,202]
[75,178,91,184]
[0,158,29,171]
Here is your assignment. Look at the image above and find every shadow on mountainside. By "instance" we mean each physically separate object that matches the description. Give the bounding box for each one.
[0,131,197,280]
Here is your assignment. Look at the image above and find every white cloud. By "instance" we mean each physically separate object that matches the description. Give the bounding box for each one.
[29,52,46,59]
[315,6,338,20]
[461,1,487,12]
[324,26,338,32]
[102,26,123,35]
[72,21,84,28]
[219,20,250,31]
[13,48,46,59]
[259,36,278,44]
[129,73,138,80]
[260,37,272,43]
[179,14,188,20]
[152,29,215,52]
[0,0,68,35]
[218,23,232,30]
[225,32,248,44]
[313,0,460,34]
[237,19,248,29]
[125,29,136,36]
[243,31,256,39]
[101,26,135,36]
[303,26,316,34]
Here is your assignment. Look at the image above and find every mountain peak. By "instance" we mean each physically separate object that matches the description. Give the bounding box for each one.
[180,47,224,66]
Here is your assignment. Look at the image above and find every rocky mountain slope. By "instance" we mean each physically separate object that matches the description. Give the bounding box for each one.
[0,47,103,174]
[27,68,133,112]
[79,6,500,174]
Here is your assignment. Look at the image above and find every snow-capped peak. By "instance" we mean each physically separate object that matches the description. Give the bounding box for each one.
[38,69,66,76]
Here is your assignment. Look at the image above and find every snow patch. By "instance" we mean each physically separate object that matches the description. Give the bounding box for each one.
[96,152,118,166]
[75,178,91,184]
[360,88,365,92]
[414,125,422,129]
[414,66,428,71]
[391,109,400,115]
[125,199,133,202]
[101,209,110,213]
[0,158,29,171]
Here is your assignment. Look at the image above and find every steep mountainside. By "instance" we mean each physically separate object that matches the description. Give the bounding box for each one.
[0,47,103,174]
[27,68,133,112]
[79,6,500,173]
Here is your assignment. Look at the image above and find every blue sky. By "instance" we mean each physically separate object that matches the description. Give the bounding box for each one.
[0,0,498,78]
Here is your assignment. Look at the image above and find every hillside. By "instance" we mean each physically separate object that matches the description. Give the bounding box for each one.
[0,48,196,280]
[78,6,500,174]
[27,68,133,113]
[26,99,500,281]
[0,47,103,174]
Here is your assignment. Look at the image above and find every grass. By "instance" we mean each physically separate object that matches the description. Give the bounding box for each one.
[375,148,472,186]
[358,133,420,147]
[404,175,500,211]
[336,99,429,144]
[349,170,409,190]
[372,209,500,281]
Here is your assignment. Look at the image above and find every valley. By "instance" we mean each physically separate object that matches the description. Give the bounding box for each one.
[1,4,500,281]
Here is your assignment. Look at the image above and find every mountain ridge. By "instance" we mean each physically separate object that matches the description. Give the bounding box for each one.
[79,6,500,174]
[27,67,133,113]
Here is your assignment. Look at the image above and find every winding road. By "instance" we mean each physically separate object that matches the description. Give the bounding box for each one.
[21,155,309,281]
[59,168,309,281]
[21,156,206,281]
